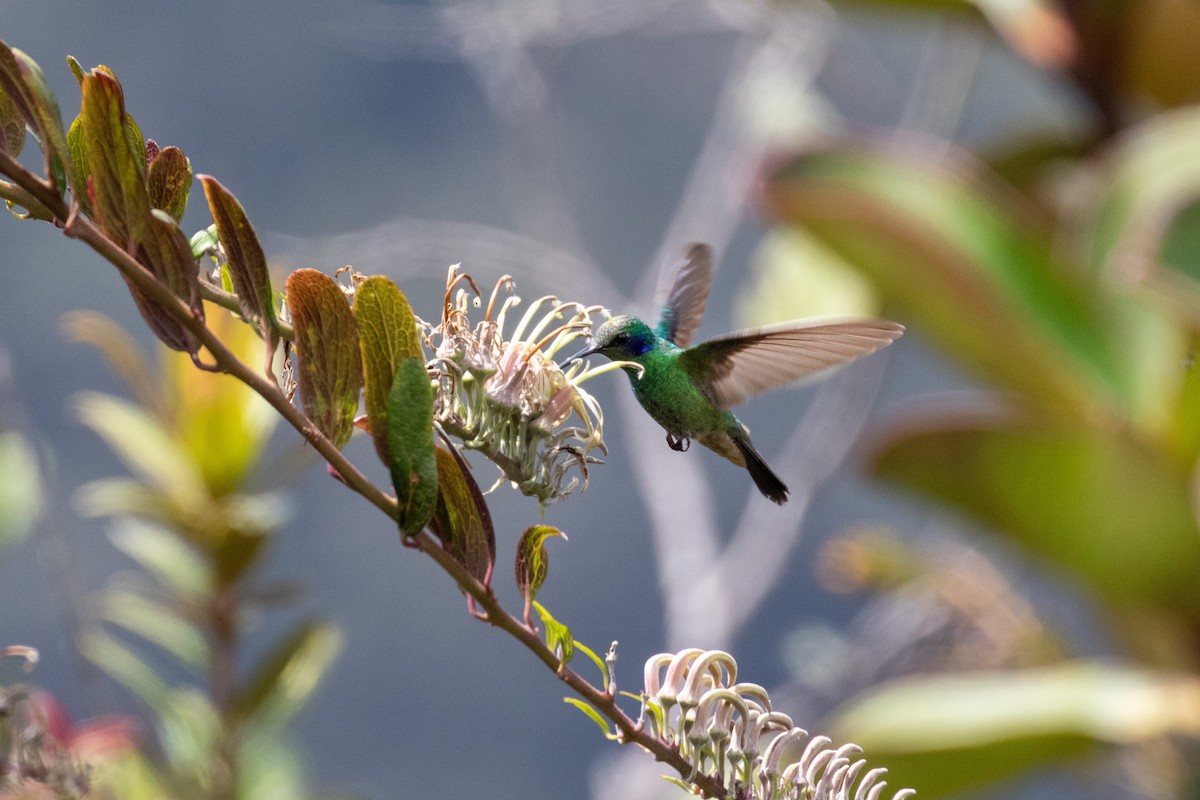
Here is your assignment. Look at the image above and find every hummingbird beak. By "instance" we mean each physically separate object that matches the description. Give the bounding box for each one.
[563,341,601,366]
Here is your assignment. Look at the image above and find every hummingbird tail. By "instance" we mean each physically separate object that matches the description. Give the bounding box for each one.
[731,435,789,505]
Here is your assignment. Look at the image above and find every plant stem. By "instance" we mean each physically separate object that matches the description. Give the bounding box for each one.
[0,150,730,798]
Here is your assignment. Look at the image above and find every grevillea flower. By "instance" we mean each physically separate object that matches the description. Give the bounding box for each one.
[640,649,916,800]
[424,265,629,504]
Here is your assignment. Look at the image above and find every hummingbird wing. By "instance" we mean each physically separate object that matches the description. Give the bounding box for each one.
[680,318,904,410]
[654,243,713,348]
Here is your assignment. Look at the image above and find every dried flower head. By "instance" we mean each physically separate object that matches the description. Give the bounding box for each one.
[424,265,624,504]
[641,649,915,800]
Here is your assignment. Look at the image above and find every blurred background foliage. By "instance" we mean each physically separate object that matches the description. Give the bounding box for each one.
[3,307,340,799]
[6,0,1200,799]
[747,0,1200,796]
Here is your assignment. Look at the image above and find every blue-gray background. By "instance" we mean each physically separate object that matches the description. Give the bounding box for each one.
[1,3,1078,798]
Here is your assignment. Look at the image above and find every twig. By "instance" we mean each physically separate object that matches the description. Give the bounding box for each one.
[0,150,730,799]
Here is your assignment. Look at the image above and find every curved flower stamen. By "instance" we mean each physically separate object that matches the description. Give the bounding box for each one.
[425,267,612,504]
[638,649,916,800]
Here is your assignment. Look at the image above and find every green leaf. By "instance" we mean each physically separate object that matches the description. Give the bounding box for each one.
[0,44,72,192]
[0,431,41,552]
[388,358,438,537]
[60,309,169,421]
[155,687,219,780]
[737,227,881,327]
[147,145,191,222]
[163,306,276,497]
[81,629,170,708]
[515,524,567,607]
[284,269,362,449]
[199,175,277,334]
[66,114,92,215]
[189,224,219,259]
[0,79,24,156]
[763,142,1136,418]
[563,698,617,738]
[106,519,210,603]
[73,391,207,511]
[352,275,423,464]
[100,588,208,669]
[233,620,342,725]
[829,662,1200,800]
[872,413,1200,611]
[76,477,189,527]
[430,442,495,585]
[128,211,204,353]
[80,67,149,245]
[533,601,574,666]
[573,640,610,691]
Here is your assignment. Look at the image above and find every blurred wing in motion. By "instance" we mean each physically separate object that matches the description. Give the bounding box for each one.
[681,319,904,410]
[655,243,713,348]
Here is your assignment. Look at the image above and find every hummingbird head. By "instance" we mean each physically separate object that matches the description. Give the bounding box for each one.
[566,315,656,363]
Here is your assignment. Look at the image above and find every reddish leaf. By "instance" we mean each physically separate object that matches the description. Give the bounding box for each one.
[147,145,191,222]
[200,175,277,334]
[285,269,362,449]
[431,442,495,590]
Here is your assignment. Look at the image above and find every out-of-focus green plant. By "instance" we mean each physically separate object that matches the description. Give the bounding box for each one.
[0,43,917,800]
[60,305,339,799]
[744,1,1200,797]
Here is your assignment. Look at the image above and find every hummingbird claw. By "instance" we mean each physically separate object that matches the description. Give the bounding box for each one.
[666,433,690,452]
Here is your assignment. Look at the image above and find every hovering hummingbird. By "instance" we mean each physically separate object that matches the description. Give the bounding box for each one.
[568,244,903,504]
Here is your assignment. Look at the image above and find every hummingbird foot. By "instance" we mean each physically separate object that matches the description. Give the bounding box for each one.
[666,433,691,452]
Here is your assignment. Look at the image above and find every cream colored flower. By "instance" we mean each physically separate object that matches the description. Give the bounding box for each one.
[641,649,916,800]
[425,265,624,504]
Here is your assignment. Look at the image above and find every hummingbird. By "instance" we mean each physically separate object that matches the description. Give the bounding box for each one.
[567,244,903,504]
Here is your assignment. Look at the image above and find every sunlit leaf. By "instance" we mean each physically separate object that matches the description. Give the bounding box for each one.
[533,601,574,667]
[353,275,423,464]
[155,687,219,781]
[515,524,566,613]
[829,662,1200,799]
[284,269,362,449]
[81,629,170,708]
[430,442,494,586]
[199,175,277,335]
[166,304,277,495]
[737,227,881,327]
[100,588,208,669]
[80,67,149,245]
[763,141,1137,418]
[573,640,611,691]
[871,411,1200,611]
[563,698,617,738]
[74,391,207,511]
[189,224,218,259]
[87,746,169,800]
[61,309,168,422]
[238,728,310,799]
[0,430,41,552]
[76,477,188,526]
[1077,107,1200,282]
[146,145,190,222]
[106,519,210,603]
[233,620,342,725]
